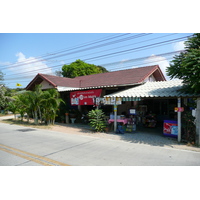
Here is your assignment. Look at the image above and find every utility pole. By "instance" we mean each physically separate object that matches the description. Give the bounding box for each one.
[177,98,181,142]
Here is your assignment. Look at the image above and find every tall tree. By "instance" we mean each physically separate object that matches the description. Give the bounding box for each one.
[41,89,64,125]
[61,59,108,78]
[167,33,200,93]
[167,33,200,145]
[28,84,43,124]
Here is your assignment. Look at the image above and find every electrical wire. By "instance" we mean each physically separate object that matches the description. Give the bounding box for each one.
[1,33,145,69]
[2,34,193,87]
[0,33,130,68]
[3,35,190,79]
[4,50,184,81]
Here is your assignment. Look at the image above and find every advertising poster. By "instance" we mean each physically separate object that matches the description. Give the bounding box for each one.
[163,120,178,137]
[70,89,102,105]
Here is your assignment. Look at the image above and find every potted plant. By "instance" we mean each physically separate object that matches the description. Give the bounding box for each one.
[88,109,106,132]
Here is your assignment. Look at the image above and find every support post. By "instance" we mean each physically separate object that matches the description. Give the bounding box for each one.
[65,113,69,124]
[114,103,117,132]
[177,98,181,142]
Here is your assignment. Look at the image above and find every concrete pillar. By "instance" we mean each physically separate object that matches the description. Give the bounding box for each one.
[177,98,181,142]
[195,98,200,145]
[114,104,117,132]
[65,113,69,124]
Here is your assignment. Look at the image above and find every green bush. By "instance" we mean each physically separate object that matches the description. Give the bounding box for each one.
[88,109,106,132]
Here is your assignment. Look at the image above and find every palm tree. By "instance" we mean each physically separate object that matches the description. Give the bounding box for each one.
[14,93,32,121]
[6,101,18,120]
[41,89,64,125]
[28,85,43,124]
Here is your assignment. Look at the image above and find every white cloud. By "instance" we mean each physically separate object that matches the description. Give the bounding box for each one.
[0,61,11,66]
[173,41,186,51]
[10,52,53,76]
[144,54,170,80]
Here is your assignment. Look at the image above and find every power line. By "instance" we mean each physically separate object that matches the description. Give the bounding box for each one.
[4,50,184,81]
[0,33,134,69]
[3,34,193,87]
[83,35,190,62]
[43,33,179,65]
[3,34,190,79]
[0,33,129,68]
[4,55,174,86]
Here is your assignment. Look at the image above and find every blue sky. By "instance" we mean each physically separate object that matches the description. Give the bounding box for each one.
[0,33,192,88]
[0,1,198,90]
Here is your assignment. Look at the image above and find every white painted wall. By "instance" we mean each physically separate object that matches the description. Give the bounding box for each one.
[40,80,54,89]
[144,75,156,82]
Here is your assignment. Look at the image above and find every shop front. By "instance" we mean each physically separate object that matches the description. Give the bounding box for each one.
[104,80,198,142]
[68,89,103,123]
[103,97,177,134]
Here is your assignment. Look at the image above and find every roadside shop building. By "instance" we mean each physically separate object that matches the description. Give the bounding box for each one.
[26,65,199,142]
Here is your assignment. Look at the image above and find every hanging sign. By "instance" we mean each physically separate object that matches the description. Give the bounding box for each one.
[163,120,178,137]
[104,97,122,105]
[129,109,136,115]
[70,89,102,105]
[174,107,184,112]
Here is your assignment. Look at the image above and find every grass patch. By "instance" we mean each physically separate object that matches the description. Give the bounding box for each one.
[0,118,53,130]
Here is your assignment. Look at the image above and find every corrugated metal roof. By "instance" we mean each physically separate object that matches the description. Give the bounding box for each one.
[57,85,118,92]
[104,80,200,98]
[56,86,80,92]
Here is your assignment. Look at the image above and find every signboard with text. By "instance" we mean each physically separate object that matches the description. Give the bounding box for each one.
[104,97,122,105]
[163,120,178,137]
[70,89,102,105]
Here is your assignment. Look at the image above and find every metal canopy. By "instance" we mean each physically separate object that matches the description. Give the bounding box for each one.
[104,80,200,98]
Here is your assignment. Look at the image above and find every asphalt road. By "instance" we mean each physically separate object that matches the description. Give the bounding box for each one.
[1,122,200,166]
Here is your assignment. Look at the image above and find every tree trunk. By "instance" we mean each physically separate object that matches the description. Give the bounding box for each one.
[27,114,30,123]
[34,110,38,125]
[38,107,42,124]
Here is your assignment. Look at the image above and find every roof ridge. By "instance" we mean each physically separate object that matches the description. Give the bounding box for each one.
[38,73,74,80]
[74,65,159,79]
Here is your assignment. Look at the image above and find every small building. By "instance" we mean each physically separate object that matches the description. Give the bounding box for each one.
[26,65,166,116]
[26,64,200,143]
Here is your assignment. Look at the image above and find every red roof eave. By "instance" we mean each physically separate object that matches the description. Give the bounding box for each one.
[138,65,166,82]
[26,73,57,90]
[38,73,57,87]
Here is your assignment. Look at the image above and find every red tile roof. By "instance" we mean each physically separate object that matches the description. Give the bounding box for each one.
[74,65,165,87]
[26,65,166,90]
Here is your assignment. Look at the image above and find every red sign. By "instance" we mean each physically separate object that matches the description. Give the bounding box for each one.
[163,120,178,136]
[174,107,184,112]
[70,89,102,105]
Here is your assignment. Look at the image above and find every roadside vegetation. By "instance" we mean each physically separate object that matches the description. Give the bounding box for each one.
[5,84,64,125]
[88,109,107,132]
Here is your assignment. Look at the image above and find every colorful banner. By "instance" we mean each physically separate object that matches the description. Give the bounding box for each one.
[174,107,184,112]
[70,89,102,105]
[163,120,178,137]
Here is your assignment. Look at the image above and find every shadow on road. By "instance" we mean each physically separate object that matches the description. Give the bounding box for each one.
[55,122,179,148]
[0,118,193,150]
